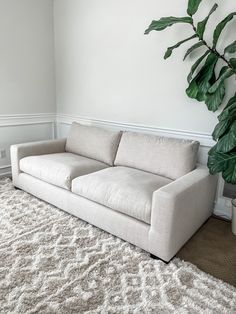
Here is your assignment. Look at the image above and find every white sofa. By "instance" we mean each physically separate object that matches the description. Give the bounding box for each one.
[10,122,217,262]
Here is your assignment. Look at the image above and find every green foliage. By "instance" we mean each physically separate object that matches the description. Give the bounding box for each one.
[205,83,225,112]
[144,17,192,34]
[183,41,205,60]
[208,152,236,184]
[164,35,197,59]
[212,13,236,49]
[218,93,236,121]
[205,66,226,112]
[186,53,218,101]
[212,117,233,142]
[230,58,236,70]
[196,3,218,39]
[208,67,234,93]
[224,40,236,54]
[216,121,236,153]
[187,50,210,83]
[145,0,236,185]
[187,0,202,16]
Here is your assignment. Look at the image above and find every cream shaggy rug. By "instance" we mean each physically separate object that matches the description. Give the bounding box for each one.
[0,178,236,314]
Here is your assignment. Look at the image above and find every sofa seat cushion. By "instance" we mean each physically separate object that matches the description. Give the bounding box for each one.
[19,152,108,190]
[72,166,172,224]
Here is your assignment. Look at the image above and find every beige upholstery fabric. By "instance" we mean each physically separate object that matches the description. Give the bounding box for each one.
[65,122,121,165]
[20,152,108,190]
[149,166,218,261]
[11,136,217,262]
[11,138,67,186]
[17,173,150,253]
[72,166,172,224]
[115,131,199,179]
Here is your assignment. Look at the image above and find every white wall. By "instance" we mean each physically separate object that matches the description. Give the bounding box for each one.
[54,0,236,134]
[0,0,56,114]
[0,0,56,174]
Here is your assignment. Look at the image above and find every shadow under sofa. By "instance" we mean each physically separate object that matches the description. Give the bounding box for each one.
[10,122,217,262]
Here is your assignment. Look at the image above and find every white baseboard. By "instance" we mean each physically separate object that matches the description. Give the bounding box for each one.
[0,165,11,178]
[214,197,232,220]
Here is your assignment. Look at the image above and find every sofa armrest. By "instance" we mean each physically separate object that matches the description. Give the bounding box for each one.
[10,138,66,184]
[149,166,217,261]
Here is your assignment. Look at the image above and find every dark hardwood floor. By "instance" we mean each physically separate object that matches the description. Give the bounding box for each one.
[177,217,236,287]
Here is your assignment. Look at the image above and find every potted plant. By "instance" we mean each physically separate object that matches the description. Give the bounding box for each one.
[145,0,236,234]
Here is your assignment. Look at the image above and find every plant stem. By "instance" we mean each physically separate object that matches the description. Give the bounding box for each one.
[191,23,233,70]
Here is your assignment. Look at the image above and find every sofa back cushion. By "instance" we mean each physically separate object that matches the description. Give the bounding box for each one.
[114,131,199,179]
[65,122,121,165]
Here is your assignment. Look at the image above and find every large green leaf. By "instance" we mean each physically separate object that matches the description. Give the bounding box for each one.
[224,40,236,54]
[144,17,193,34]
[208,67,234,93]
[186,53,218,101]
[208,150,229,173]
[212,95,236,139]
[229,58,236,71]
[196,3,218,39]
[213,12,236,49]
[187,0,202,16]
[223,92,236,110]
[205,81,225,112]
[222,159,236,184]
[164,35,197,59]
[187,50,210,83]
[208,151,236,183]
[216,121,236,153]
[218,93,236,121]
[183,41,205,60]
[212,93,236,141]
[212,117,234,141]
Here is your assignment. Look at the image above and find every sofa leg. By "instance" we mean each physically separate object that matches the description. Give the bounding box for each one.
[150,254,170,264]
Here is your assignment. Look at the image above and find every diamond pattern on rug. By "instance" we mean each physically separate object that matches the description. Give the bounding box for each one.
[0,178,236,313]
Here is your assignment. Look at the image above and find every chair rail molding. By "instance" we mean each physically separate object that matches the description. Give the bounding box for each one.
[56,113,214,147]
[0,113,56,127]
[0,113,56,177]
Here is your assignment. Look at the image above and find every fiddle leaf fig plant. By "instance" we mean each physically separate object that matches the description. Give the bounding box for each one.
[145,0,236,184]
